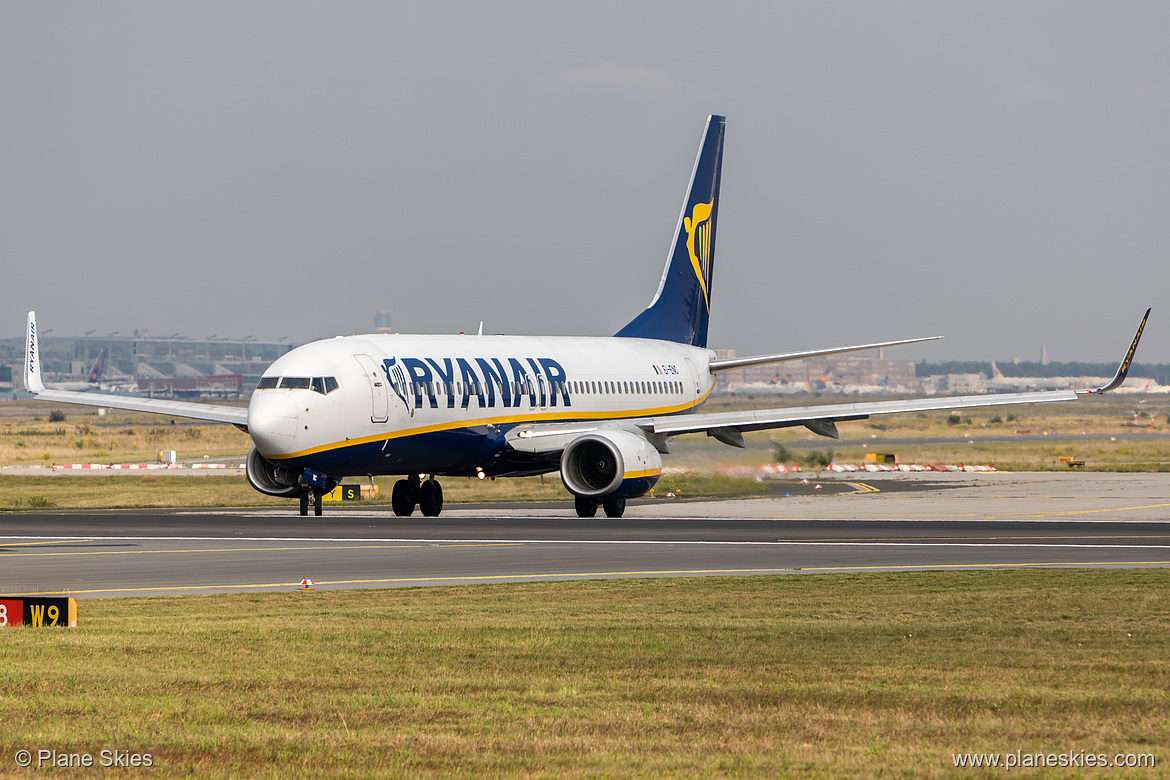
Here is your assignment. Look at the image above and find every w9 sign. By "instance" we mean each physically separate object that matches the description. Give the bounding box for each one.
[0,597,77,627]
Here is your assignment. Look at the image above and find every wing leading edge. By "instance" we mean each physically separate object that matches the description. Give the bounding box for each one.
[24,312,249,429]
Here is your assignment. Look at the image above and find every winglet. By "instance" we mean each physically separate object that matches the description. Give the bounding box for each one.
[1083,307,1151,394]
[25,311,45,394]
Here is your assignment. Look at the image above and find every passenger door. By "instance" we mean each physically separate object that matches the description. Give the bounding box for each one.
[353,354,389,423]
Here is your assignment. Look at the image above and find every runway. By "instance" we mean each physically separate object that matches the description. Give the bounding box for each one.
[1,473,1168,598]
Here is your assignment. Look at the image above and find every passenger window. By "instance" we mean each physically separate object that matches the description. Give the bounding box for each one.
[256,377,279,390]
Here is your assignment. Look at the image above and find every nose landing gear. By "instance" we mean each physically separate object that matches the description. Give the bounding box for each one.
[298,489,323,517]
[392,474,444,517]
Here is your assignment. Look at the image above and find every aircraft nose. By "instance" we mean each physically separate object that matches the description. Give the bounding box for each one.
[248,393,299,452]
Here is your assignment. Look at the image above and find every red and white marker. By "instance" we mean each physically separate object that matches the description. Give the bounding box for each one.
[299,578,315,590]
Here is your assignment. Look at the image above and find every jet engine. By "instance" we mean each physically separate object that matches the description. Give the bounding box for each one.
[559,430,662,500]
[245,446,303,497]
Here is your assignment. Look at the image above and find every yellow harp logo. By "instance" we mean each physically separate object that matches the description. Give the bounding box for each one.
[684,200,713,309]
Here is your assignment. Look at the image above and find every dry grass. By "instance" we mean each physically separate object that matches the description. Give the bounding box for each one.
[0,475,286,510]
[0,403,250,466]
[0,571,1166,777]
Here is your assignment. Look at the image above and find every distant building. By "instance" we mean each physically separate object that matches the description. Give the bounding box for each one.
[0,333,296,397]
[942,373,986,394]
[138,374,244,399]
[375,311,393,333]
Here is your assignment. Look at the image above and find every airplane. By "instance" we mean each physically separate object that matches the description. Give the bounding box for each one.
[38,348,109,391]
[22,115,1151,518]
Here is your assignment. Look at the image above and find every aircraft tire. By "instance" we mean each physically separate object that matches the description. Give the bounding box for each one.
[313,490,323,517]
[575,495,599,518]
[392,480,416,517]
[299,491,309,517]
[419,480,444,517]
[602,497,626,518]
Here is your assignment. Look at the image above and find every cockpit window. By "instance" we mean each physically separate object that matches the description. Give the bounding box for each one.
[263,376,338,394]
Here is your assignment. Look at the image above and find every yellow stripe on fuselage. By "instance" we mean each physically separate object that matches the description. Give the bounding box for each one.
[263,388,714,460]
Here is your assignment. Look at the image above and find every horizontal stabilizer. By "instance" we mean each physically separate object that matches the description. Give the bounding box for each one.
[709,336,942,373]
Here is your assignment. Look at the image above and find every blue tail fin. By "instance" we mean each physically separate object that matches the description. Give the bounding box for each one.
[616,114,725,348]
[87,348,108,384]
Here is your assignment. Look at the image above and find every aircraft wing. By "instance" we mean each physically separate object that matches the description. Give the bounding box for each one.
[26,388,249,428]
[634,389,1078,445]
[507,389,1079,453]
[649,308,1151,446]
[511,308,1150,453]
[24,312,250,430]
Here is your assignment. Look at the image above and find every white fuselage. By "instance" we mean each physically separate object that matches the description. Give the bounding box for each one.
[247,334,716,477]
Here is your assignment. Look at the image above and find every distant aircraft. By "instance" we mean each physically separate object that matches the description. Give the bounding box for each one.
[39,348,109,392]
[23,116,1151,517]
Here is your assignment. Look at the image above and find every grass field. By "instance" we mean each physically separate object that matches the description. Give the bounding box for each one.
[1,571,1166,777]
[0,403,251,466]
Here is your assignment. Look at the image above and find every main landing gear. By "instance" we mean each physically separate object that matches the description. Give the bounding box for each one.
[298,489,323,517]
[574,495,625,518]
[392,474,444,517]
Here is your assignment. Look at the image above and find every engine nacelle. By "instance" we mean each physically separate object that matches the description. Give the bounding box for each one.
[560,430,662,500]
[245,446,303,497]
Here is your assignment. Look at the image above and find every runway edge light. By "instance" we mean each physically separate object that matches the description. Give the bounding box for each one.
[299,579,315,591]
